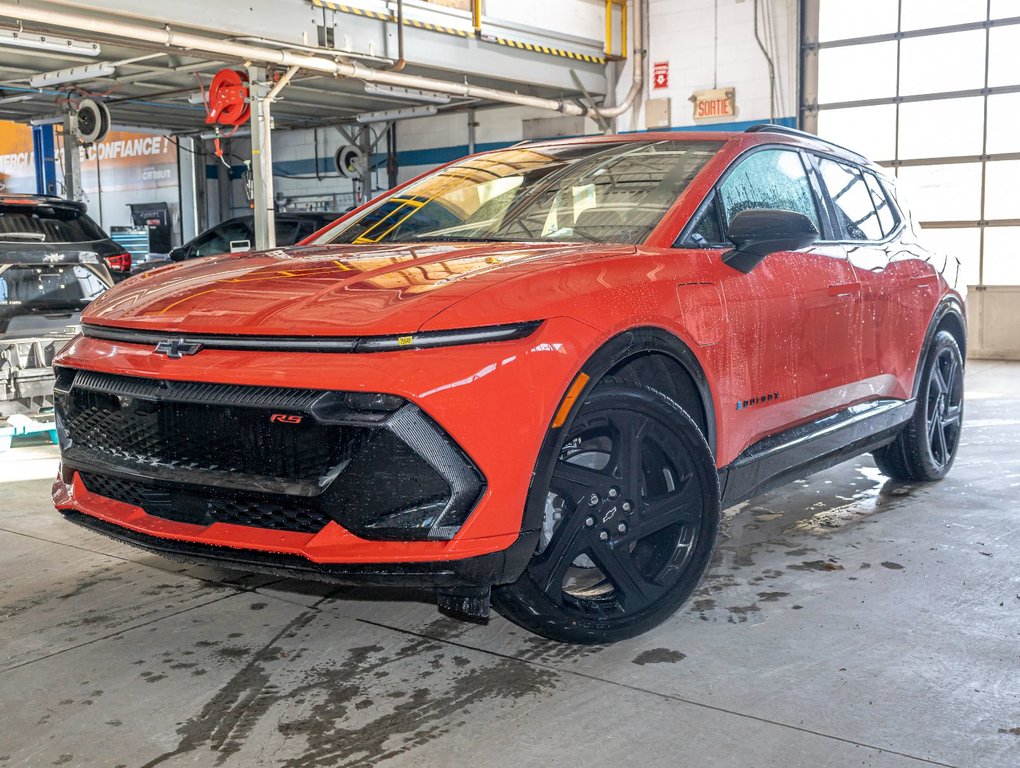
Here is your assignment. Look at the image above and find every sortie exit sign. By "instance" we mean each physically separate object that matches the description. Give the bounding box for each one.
[652,61,669,89]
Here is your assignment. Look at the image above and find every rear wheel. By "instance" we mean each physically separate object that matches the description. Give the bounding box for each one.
[873,330,964,482]
[494,383,720,644]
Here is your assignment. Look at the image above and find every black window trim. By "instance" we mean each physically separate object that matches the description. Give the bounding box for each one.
[804,150,905,246]
[675,143,835,248]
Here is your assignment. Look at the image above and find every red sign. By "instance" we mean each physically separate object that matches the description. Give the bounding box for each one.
[652,61,669,89]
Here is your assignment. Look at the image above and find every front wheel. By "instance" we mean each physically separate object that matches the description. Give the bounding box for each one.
[873,330,964,482]
[494,383,720,644]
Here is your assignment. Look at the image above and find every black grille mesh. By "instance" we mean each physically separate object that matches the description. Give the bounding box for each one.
[80,472,332,534]
[61,387,356,482]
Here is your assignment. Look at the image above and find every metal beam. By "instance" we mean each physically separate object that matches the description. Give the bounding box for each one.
[799,0,818,133]
[60,113,82,200]
[247,65,271,250]
[812,14,1020,50]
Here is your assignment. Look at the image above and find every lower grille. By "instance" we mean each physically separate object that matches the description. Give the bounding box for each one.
[56,369,486,540]
[80,472,333,534]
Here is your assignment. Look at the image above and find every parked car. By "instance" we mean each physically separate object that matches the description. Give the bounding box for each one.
[0,195,117,336]
[1,195,115,416]
[131,212,341,274]
[52,126,965,644]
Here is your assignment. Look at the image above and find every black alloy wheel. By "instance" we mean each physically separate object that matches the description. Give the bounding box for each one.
[873,330,964,482]
[494,381,720,644]
[924,345,964,471]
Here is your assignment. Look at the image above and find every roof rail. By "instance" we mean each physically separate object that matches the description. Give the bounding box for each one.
[744,123,870,163]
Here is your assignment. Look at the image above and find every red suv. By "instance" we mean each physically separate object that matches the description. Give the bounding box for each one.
[52,125,965,643]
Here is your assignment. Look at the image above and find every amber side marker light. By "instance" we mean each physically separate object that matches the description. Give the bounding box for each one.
[552,372,590,428]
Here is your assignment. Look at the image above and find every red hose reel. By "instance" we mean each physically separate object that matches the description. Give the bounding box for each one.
[205,69,250,126]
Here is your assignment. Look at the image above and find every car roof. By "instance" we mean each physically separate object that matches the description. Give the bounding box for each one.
[510,125,881,172]
[0,193,86,209]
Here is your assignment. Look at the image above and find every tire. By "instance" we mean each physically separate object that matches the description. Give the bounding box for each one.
[493,382,720,644]
[873,330,964,482]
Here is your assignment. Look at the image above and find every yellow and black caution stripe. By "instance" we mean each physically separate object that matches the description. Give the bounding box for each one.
[310,0,605,64]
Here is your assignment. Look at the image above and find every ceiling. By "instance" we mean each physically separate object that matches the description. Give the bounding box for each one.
[0,11,605,135]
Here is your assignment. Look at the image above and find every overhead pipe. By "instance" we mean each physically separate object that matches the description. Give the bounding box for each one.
[0,0,645,122]
[388,0,406,71]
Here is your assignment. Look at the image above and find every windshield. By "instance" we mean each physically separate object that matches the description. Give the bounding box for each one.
[0,203,108,244]
[317,140,723,246]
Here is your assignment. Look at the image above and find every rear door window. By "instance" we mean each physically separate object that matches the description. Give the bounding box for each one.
[718,149,821,232]
[817,158,884,241]
[0,204,107,244]
[191,218,253,257]
[274,220,302,246]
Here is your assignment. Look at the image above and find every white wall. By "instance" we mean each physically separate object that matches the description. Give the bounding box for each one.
[486,0,606,40]
[615,0,798,132]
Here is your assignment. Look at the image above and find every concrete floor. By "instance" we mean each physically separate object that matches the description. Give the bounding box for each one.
[1,361,1017,768]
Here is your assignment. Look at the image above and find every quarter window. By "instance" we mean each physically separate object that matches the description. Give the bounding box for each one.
[864,172,899,237]
[686,194,723,246]
[817,158,884,241]
[718,149,821,231]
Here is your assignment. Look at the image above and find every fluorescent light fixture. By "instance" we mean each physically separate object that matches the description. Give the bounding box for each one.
[363,83,452,104]
[0,29,101,57]
[356,105,438,124]
[29,63,116,88]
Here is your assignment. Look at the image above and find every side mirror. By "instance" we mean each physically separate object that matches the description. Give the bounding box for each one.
[723,208,819,273]
[168,246,188,262]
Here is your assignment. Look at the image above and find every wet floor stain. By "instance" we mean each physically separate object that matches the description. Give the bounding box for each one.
[726,604,762,623]
[788,559,844,572]
[756,591,789,602]
[632,648,686,665]
[137,610,558,768]
[514,635,605,663]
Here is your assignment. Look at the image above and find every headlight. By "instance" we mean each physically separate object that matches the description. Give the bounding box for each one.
[82,320,542,353]
[355,321,542,352]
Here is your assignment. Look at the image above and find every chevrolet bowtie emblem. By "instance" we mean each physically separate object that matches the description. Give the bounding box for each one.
[154,338,203,358]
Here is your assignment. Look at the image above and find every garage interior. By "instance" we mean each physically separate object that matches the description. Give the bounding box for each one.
[1,1,1018,767]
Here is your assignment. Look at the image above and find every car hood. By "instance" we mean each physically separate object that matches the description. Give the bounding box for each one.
[82,241,635,336]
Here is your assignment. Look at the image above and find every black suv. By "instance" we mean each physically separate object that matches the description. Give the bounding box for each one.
[0,195,117,338]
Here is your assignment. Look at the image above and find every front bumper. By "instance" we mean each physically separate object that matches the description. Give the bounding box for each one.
[60,509,536,588]
[51,316,598,574]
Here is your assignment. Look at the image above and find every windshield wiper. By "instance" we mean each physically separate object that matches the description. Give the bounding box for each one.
[389,235,521,244]
[0,232,47,242]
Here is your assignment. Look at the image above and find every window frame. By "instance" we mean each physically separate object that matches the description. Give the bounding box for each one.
[805,150,905,245]
[675,144,836,248]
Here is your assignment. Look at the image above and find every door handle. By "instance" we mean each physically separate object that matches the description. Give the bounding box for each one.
[828,283,861,297]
